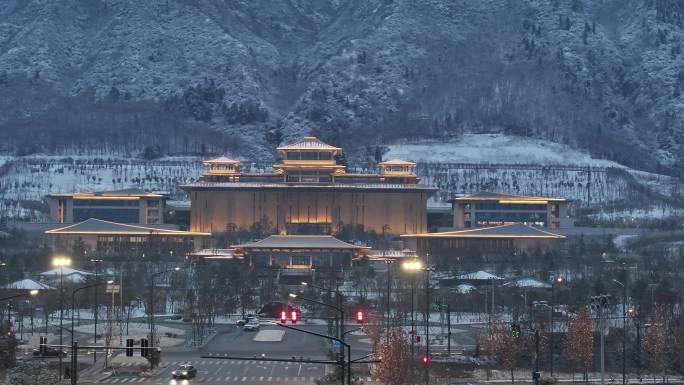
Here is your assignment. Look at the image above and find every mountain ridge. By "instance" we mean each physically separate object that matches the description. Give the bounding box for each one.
[1,0,684,174]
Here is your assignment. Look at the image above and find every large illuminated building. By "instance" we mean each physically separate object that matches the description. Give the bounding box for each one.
[181,136,436,235]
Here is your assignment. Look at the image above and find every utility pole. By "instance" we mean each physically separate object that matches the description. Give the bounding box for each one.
[386,260,391,334]
[591,295,610,385]
[424,254,430,385]
[613,279,627,385]
[446,303,451,355]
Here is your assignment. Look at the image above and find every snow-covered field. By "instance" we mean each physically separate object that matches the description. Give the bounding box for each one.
[386,134,622,166]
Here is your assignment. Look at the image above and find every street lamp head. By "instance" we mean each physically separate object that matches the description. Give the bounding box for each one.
[402,259,423,271]
[288,293,298,299]
[52,256,72,267]
[173,267,181,271]
[29,289,39,296]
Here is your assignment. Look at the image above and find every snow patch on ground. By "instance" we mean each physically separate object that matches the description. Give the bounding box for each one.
[592,206,684,220]
[385,134,622,166]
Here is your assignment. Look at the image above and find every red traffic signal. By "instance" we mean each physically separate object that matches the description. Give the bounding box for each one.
[421,355,430,366]
[355,310,365,324]
[291,310,299,324]
[280,310,287,323]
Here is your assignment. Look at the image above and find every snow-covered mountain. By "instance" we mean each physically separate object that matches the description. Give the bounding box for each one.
[2,0,684,172]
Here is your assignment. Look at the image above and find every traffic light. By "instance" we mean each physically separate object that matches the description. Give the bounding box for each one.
[126,338,134,357]
[39,336,47,354]
[355,310,365,324]
[421,355,430,366]
[511,323,521,338]
[280,310,287,323]
[5,330,13,338]
[291,310,299,324]
[140,338,149,357]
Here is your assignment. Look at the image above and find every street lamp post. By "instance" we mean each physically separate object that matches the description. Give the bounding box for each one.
[402,257,431,385]
[613,279,627,385]
[549,275,563,376]
[90,258,103,364]
[149,267,181,366]
[52,256,72,380]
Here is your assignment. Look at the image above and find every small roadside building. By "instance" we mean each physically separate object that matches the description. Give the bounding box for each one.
[45,218,210,258]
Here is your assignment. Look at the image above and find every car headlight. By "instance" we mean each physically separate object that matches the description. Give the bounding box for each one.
[182,371,188,375]
[172,371,176,375]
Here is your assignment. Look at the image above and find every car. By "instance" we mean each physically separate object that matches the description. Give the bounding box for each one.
[171,364,197,379]
[33,347,67,357]
[243,321,260,331]
[236,318,247,326]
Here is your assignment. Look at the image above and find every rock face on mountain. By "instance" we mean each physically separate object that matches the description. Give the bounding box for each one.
[1,0,684,172]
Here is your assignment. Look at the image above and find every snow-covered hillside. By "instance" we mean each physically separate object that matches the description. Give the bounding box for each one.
[386,134,621,166]
[0,156,206,221]
[388,135,684,215]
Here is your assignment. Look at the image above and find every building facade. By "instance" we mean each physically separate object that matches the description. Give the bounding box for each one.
[401,223,566,256]
[452,192,570,229]
[48,189,166,224]
[45,218,210,258]
[181,137,436,235]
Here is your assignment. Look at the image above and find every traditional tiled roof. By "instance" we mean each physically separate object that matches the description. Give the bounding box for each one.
[400,223,566,239]
[453,191,565,202]
[50,188,165,198]
[503,277,553,289]
[233,235,370,249]
[3,279,55,290]
[180,182,437,192]
[45,218,209,236]
[39,267,93,277]
[277,136,342,152]
[456,271,503,280]
[378,158,416,166]
[202,156,240,164]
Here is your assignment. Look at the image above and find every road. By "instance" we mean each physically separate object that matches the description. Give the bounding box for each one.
[77,321,377,384]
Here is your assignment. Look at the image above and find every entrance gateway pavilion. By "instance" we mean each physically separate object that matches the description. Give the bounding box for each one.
[231,235,370,284]
[180,136,437,235]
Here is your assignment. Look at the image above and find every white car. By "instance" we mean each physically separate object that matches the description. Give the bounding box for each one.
[243,321,260,331]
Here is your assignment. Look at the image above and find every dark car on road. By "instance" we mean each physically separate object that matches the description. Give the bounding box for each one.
[33,347,67,357]
[171,364,197,379]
